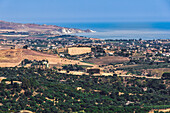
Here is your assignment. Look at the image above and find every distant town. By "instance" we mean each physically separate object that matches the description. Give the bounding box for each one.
[0,29,169,78]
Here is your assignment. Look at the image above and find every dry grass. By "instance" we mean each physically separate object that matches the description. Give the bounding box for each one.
[0,49,22,63]
[145,68,170,77]
[0,49,97,67]
[0,45,11,50]
[85,56,129,65]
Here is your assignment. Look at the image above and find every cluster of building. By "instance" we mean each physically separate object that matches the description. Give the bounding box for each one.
[0,38,169,62]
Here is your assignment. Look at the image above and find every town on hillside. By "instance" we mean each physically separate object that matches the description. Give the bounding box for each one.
[0,33,169,78]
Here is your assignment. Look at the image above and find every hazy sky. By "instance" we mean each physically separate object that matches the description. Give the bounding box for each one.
[0,0,170,23]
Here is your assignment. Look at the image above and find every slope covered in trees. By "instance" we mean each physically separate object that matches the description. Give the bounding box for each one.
[0,67,169,112]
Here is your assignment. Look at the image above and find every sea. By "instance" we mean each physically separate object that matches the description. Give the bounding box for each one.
[45,22,170,40]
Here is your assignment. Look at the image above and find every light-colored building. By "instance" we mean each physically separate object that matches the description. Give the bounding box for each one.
[68,47,91,55]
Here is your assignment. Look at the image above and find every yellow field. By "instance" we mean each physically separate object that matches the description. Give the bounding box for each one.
[0,49,96,67]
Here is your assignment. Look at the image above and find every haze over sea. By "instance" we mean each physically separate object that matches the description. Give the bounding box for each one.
[46,22,170,40]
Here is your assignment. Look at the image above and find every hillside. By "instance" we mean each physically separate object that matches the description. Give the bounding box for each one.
[0,67,169,112]
[0,49,96,67]
[0,20,93,34]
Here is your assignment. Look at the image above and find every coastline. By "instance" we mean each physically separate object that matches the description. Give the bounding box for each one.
[43,22,170,40]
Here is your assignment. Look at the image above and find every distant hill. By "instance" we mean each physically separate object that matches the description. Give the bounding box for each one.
[0,20,93,34]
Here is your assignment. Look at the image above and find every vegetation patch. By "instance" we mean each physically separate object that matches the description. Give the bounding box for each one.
[0,67,169,112]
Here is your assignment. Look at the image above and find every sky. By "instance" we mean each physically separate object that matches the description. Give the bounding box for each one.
[0,0,170,23]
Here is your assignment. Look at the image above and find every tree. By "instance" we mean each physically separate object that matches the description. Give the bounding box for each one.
[21,78,31,89]
[23,45,28,49]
